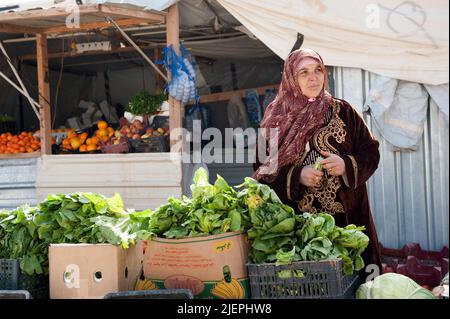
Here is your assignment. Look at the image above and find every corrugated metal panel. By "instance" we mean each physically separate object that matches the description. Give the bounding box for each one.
[333,67,449,250]
[0,158,38,210]
[207,148,254,186]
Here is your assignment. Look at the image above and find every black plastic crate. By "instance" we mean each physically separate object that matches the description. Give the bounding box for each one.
[0,259,49,299]
[247,259,359,299]
[19,274,49,299]
[0,259,20,290]
[0,290,31,299]
[103,289,194,299]
[131,136,169,153]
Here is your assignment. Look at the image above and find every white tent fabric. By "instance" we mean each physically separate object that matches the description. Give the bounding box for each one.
[217,0,449,86]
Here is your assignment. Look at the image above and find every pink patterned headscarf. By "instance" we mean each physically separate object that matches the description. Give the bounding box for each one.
[253,49,332,183]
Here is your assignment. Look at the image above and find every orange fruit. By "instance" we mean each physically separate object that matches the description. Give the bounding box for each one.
[97,121,108,130]
[79,145,87,152]
[85,138,92,145]
[62,138,70,146]
[80,132,88,142]
[107,127,114,137]
[90,137,99,145]
[70,137,82,150]
[87,144,97,152]
[97,128,108,138]
[67,130,77,139]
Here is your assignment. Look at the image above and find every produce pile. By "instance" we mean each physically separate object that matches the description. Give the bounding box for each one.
[0,193,151,275]
[0,131,42,155]
[148,167,250,238]
[237,177,369,275]
[149,168,369,275]
[1,168,370,277]
[60,121,114,152]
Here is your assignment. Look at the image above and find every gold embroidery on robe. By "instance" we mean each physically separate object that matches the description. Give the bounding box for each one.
[297,100,346,214]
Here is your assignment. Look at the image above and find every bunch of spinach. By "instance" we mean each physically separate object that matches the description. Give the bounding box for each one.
[0,205,48,275]
[149,168,247,238]
[236,177,298,264]
[35,192,151,248]
[235,178,370,275]
[0,193,152,275]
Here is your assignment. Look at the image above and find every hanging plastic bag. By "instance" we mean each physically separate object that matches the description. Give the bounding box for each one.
[161,43,199,105]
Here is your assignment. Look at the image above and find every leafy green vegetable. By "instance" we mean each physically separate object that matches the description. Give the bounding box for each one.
[0,193,152,275]
[356,273,436,299]
[236,177,297,264]
[127,91,167,115]
[149,168,248,239]
[0,206,47,275]
[237,179,370,275]
[313,157,324,171]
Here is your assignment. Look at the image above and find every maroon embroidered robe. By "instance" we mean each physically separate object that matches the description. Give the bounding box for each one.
[254,98,382,272]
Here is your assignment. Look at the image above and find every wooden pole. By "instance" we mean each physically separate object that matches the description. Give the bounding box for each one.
[36,34,52,155]
[166,4,183,152]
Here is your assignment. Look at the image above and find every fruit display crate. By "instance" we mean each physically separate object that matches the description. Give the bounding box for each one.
[100,137,131,154]
[247,259,360,299]
[0,259,49,299]
[130,135,169,153]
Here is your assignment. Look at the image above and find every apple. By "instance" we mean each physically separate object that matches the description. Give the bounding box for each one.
[121,126,130,135]
[146,128,154,135]
[132,134,141,140]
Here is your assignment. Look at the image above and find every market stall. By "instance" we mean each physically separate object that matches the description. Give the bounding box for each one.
[0,3,186,210]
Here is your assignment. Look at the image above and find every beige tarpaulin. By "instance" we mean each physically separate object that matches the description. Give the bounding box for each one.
[217,0,449,85]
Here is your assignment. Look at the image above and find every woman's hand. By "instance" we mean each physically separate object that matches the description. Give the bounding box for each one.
[300,165,324,187]
[319,151,346,176]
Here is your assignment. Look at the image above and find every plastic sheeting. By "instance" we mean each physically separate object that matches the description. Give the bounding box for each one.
[364,75,429,150]
[217,0,449,86]
[425,83,449,122]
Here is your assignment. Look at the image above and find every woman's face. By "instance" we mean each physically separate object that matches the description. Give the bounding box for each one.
[297,63,325,99]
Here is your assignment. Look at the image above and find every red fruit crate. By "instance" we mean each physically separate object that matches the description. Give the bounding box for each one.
[397,256,443,288]
[100,137,130,154]
[380,242,449,287]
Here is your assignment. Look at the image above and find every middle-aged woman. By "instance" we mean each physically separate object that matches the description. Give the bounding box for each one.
[253,48,382,271]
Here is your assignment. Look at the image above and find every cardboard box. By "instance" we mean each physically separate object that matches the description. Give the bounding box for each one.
[49,242,143,299]
[143,232,250,299]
